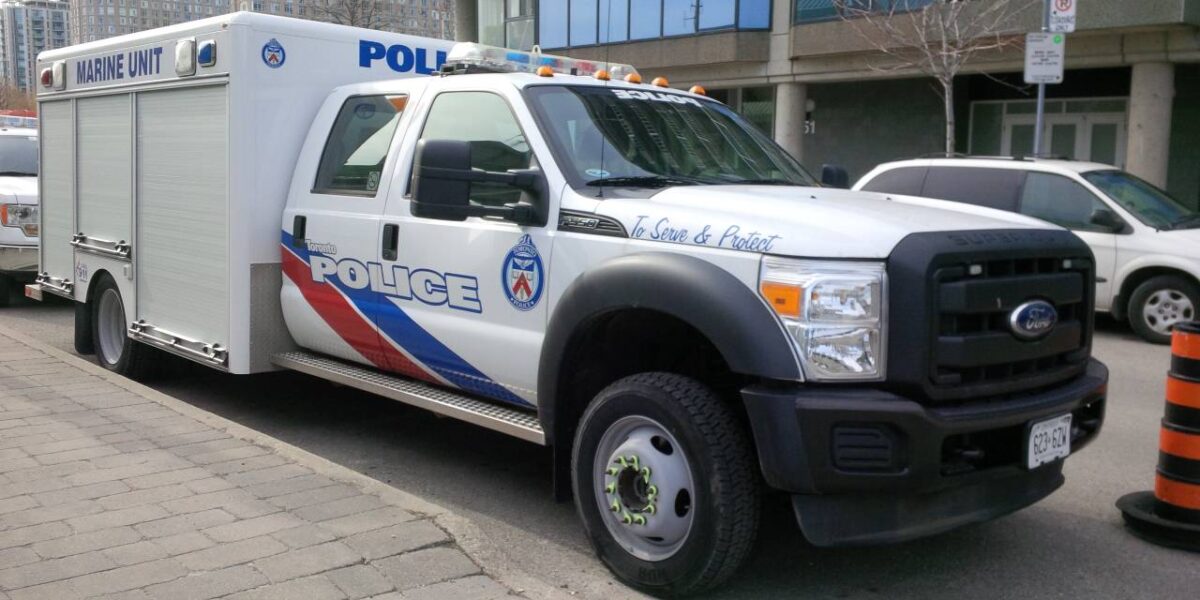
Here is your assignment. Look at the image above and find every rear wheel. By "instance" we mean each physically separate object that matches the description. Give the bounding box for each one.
[572,373,760,596]
[91,274,154,378]
[1128,275,1199,344]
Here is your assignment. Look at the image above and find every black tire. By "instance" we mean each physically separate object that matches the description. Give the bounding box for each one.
[1127,275,1200,344]
[90,274,156,379]
[74,300,95,355]
[0,275,12,308]
[571,372,760,596]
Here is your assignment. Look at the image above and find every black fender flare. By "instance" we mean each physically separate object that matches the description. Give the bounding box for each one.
[537,252,801,445]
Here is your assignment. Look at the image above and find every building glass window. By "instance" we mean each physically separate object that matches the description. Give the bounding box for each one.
[569,0,598,45]
[478,0,505,45]
[629,0,662,39]
[698,0,735,29]
[661,0,692,35]
[536,0,767,49]
[538,0,568,48]
[794,0,933,24]
[598,0,628,42]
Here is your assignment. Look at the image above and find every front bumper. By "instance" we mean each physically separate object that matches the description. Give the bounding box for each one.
[0,244,37,279]
[742,358,1108,547]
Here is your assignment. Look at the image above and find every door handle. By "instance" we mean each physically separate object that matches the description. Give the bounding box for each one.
[382,224,399,261]
[292,215,306,248]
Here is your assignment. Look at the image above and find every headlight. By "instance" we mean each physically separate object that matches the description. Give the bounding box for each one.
[759,258,887,381]
[0,204,38,237]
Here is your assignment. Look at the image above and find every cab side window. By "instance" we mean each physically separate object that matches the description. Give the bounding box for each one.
[419,91,532,207]
[314,95,408,196]
[860,167,927,196]
[921,167,1024,211]
[1019,172,1112,232]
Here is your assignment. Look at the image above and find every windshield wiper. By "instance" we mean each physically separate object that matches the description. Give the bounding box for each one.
[586,175,710,188]
[0,171,35,177]
[718,177,798,186]
[1170,214,1200,229]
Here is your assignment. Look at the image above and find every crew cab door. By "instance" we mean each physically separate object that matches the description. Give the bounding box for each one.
[377,88,552,408]
[281,94,411,368]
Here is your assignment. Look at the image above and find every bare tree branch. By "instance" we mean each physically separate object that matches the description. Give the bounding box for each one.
[832,0,1040,154]
[300,0,386,30]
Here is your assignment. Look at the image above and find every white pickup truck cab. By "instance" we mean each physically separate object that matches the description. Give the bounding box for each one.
[30,13,1109,595]
[0,127,39,305]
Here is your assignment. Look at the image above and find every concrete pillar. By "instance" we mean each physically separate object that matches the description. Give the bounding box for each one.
[774,81,807,163]
[1125,62,1175,188]
[455,0,478,42]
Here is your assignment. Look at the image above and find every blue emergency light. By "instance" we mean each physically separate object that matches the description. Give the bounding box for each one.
[197,40,216,68]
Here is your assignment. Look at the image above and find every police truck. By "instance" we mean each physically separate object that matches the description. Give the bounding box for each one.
[29,13,1108,595]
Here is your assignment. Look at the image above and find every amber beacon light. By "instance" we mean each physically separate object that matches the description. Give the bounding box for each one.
[1117,321,1200,551]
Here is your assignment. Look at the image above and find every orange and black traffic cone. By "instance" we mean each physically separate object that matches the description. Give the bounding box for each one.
[1117,321,1200,551]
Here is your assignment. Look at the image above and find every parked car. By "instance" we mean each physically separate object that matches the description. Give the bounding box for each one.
[0,127,38,306]
[855,157,1200,344]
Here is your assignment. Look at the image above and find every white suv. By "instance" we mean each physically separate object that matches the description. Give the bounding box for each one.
[855,157,1200,343]
[0,127,38,306]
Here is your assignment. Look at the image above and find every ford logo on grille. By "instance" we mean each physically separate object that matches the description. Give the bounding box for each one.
[1009,300,1058,340]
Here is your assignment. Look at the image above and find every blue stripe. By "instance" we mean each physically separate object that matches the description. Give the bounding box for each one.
[281,231,531,407]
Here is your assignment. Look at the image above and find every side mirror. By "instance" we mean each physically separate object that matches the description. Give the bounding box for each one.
[821,164,850,189]
[1090,207,1124,232]
[411,139,546,225]
[411,139,471,221]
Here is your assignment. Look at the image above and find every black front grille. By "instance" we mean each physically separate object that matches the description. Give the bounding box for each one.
[932,256,1091,392]
[886,230,1096,405]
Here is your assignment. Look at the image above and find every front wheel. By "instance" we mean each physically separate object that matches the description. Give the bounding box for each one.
[572,373,760,596]
[91,274,155,379]
[1128,275,1199,344]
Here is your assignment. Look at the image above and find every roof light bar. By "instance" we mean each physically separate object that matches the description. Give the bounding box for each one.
[444,43,638,80]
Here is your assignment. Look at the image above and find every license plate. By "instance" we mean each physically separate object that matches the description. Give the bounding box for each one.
[1026,414,1072,469]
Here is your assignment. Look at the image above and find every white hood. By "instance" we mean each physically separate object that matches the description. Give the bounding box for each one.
[592,186,1059,259]
[0,176,38,204]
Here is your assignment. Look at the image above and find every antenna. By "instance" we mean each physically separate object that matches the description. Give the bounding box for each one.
[597,0,614,199]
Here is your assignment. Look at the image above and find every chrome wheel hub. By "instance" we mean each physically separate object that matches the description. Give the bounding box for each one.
[97,289,125,366]
[1143,289,1195,335]
[593,416,694,562]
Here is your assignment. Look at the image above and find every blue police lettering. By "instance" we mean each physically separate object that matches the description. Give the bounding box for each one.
[311,257,481,313]
[358,40,447,75]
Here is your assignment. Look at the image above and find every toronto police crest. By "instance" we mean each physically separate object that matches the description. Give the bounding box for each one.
[502,234,544,311]
[261,39,286,68]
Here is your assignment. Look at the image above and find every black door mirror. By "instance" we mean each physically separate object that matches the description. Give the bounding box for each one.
[1089,207,1124,232]
[821,164,850,189]
[411,139,546,225]
[411,139,472,221]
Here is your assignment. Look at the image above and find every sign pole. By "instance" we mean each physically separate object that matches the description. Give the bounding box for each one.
[1032,0,1050,157]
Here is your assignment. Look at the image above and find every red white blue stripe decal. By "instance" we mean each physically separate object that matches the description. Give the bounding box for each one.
[281,231,530,407]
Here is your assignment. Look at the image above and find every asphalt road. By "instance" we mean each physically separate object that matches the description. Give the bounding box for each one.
[1,294,1194,599]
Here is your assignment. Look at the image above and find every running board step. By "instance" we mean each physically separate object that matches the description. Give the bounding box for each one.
[272,352,545,445]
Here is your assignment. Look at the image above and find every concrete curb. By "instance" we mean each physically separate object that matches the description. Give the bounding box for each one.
[1,324,575,600]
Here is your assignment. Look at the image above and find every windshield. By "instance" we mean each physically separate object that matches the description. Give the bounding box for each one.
[0,135,37,176]
[1082,170,1197,230]
[524,85,816,191]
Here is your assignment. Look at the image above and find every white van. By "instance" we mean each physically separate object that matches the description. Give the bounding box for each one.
[0,127,39,305]
[856,157,1200,343]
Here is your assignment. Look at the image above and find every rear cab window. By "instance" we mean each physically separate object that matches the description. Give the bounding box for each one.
[313,94,409,196]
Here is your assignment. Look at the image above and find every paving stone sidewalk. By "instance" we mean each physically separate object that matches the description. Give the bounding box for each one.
[0,329,525,600]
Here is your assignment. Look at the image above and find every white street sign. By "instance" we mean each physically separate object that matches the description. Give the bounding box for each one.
[1025,33,1065,84]
[1049,0,1077,33]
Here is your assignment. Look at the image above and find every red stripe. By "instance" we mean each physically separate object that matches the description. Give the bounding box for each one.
[280,248,437,383]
